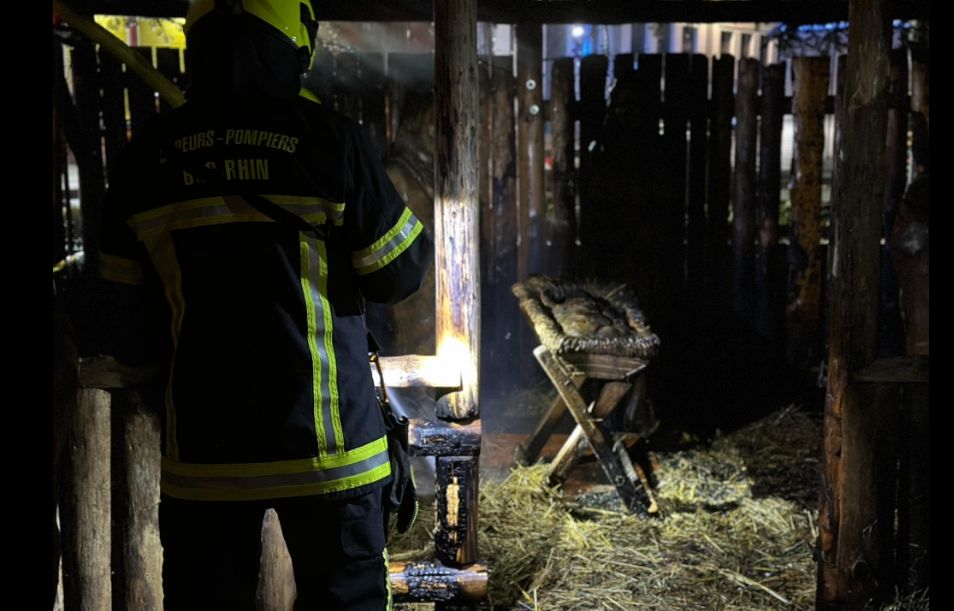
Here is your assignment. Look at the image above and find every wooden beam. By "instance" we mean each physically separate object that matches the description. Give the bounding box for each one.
[515,370,585,465]
[516,22,545,279]
[409,418,482,457]
[755,62,786,341]
[787,56,829,367]
[731,57,759,323]
[61,389,112,611]
[817,0,891,606]
[685,54,708,296]
[55,0,185,108]
[577,53,609,277]
[435,456,479,566]
[434,0,480,420]
[483,55,520,396]
[535,346,653,515]
[547,56,576,278]
[389,560,488,603]
[705,55,734,301]
[120,392,163,611]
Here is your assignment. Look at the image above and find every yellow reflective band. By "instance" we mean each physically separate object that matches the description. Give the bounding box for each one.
[128,195,345,238]
[162,436,388,477]
[98,253,144,285]
[161,461,391,501]
[160,436,391,501]
[316,240,345,454]
[300,237,328,455]
[351,208,425,275]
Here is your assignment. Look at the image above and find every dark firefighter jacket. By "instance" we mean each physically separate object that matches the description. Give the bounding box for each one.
[98,92,433,502]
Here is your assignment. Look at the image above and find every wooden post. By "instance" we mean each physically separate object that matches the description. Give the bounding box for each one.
[686,54,709,296]
[548,56,576,278]
[755,62,785,341]
[478,57,494,399]
[577,54,609,277]
[731,58,759,323]
[258,510,296,611]
[483,55,519,397]
[661,53,690,323]
[817,0,891,606]
[62,389,112,611]
[434,0,480,420]
[435,456,479,566]
[515,22,545,279]
[121,393,163,611]
[828,54,846,297]
[787,56,829,368]
[706,54,734,301]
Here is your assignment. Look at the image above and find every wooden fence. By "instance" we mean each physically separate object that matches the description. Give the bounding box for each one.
[53,32,929,608]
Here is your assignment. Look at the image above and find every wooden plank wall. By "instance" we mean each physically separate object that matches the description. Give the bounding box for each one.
[67,43,926,402]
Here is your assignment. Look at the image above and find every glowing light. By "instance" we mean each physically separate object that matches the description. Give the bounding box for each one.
[572,25,585,38]
[437,335,472,390]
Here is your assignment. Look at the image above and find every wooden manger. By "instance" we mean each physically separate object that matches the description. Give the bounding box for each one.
[512,275,661,515]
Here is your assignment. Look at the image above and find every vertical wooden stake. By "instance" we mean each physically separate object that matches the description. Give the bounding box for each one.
[548,56,576,278]
[705,55,734,301]
[788,56,829,367]
[436,457,479,566]
[818,0,891,606]
[755,62,786,341]
[63,389,112,611]
[434,0,480,420]
[516,22,545,280]
[731,57,759,322]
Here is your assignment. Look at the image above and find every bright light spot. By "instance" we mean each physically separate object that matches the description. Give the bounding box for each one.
[438,335,471,389]
[572,25,585,38]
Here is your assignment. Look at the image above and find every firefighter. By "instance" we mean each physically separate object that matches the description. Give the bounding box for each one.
[96,0,432,608]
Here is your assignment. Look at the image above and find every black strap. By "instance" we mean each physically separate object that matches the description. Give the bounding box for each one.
[235,192,325,239]
[181,158,326,240]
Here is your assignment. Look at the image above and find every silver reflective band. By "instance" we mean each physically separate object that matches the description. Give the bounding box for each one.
[351,212,422,271]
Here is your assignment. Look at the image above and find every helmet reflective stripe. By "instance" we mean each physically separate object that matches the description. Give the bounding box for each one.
[185,0,317,56]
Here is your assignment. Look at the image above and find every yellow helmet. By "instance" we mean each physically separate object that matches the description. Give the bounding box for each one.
[185,0,318,65]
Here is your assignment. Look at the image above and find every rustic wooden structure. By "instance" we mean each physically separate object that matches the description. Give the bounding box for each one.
[815,0,921,608]
[512,276,660,514]
[54,0,930,608]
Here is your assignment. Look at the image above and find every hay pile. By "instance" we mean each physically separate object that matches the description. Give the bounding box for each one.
[392,406,928,610]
